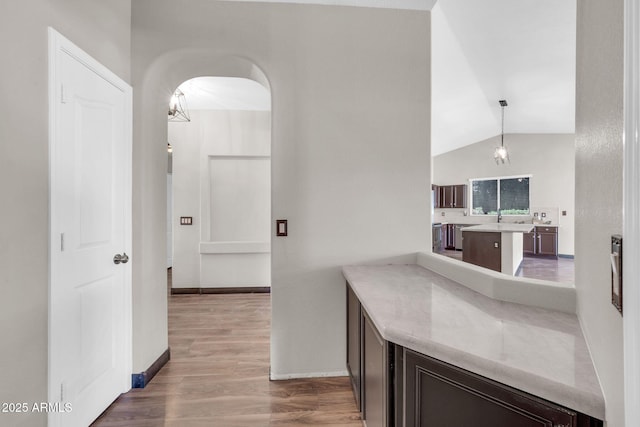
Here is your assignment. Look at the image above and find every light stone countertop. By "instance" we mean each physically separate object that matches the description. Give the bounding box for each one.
[461,223,535,233]
[342,264,604,421]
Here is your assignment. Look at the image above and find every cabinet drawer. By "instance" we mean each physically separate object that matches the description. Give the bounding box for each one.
[535,226,557,234]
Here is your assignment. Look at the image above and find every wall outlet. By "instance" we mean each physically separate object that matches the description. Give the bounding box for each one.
[441,211,445,216]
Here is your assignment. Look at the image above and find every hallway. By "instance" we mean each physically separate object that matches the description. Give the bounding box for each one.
[92,286,361,426]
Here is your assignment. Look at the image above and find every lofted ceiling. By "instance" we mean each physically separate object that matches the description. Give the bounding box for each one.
[178,1,576,155]
[431,0,576,155]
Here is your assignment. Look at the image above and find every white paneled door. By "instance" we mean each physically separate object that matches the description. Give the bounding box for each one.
[49,29,132,427]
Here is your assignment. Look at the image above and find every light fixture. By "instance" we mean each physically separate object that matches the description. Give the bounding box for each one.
[168,88,190,122]
[494,99,509,164]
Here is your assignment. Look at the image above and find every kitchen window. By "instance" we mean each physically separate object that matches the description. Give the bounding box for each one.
[470,176,530,216]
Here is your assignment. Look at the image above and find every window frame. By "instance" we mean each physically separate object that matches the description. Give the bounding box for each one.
[469,174,532,216]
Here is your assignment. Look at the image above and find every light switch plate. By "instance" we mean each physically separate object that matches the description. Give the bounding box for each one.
[276,219,288,236]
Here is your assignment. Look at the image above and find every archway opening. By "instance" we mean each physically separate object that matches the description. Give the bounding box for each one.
[167,76,272,293]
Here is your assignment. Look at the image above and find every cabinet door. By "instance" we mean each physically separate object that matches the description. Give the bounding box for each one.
[444,224,456,250]
[346,284,361,411]
[440,186,454,208]
[404,349,579,427]
[432,185,441,208]
[537,232,558,257]
[362,311,388,427]
[453,184,467,208]
[462,231,501,272]
[523,232,536,255]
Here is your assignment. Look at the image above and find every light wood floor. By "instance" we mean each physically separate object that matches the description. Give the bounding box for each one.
[92,284,362,426]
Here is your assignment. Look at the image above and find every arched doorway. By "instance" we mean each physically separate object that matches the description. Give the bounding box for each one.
[168,76,272,292]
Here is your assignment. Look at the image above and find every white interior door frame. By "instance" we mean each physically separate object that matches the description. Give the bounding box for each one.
[623,0,640,425]
[48,27,132,422]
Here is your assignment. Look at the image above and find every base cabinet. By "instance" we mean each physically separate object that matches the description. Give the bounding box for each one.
[523,226,558,258]
[362,311,391,427]
[403,349,599,427]
[461,231,501,272]
[346,282,603,427]
[346,286,361,411]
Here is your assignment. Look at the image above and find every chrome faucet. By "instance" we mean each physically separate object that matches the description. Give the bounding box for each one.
[497,209,502,223]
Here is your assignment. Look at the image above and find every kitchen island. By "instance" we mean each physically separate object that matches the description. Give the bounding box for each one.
[461,223,534,275]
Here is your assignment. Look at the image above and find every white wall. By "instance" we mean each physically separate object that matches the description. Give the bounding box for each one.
[0,1,131,426]
[433,133,575,255]
[169,109,271,288]
[576,0,625,425]
[132,2,430,378]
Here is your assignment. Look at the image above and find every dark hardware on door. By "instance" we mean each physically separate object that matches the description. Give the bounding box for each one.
[113,253,129,265]
[611,235,622,314]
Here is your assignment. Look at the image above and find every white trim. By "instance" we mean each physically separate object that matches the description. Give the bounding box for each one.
[220,0,436,11]
[623,0,640,424]
[48,27,133,424]
[270,370,349,380]
[467,173,533,182]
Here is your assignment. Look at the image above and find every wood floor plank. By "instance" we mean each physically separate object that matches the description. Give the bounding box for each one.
[92,279,361,426]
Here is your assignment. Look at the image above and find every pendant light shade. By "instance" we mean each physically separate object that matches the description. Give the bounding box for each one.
[168,88,191,122]
[494,99,509,164]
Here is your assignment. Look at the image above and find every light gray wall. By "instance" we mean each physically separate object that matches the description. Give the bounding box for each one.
[576,0,625,425]
[433,133,575,255]
[132,1,430,378]
[0,1,131,426]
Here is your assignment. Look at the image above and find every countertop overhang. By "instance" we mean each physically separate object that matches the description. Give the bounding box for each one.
[461,223,535,233]
[342,263,605,420]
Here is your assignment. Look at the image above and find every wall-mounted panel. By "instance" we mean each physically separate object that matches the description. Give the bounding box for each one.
[208,156,270,242]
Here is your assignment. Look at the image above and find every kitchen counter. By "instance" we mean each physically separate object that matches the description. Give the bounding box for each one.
[342,264,604,420]
[461,223,534,233]
[461,223,533,274]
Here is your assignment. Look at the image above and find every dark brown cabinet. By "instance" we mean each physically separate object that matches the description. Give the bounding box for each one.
[346,282,602,427]
[362,310,391,427]
[434,184,467,208]
[443,223,456,249]
[523,226,558,258]
[403,349,601,427]
[346,285,361,411]
[523,231,536,255]
[346,283,393,427]
[462,231,502,272]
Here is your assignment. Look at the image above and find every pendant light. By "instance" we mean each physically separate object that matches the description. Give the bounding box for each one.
[168,88,191,122]
[494,99,509,164]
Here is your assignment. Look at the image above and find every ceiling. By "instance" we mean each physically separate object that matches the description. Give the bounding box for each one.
[431,0,576,155]
[178,0,576,156]
[178,77,271,111]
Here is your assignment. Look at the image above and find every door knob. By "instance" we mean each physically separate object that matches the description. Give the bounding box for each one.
[113,252,129,265]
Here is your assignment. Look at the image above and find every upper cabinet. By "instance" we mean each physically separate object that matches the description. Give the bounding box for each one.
[434,184,467,208]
